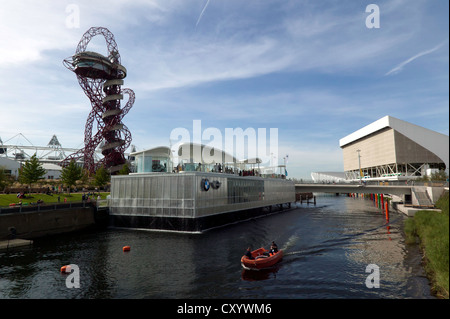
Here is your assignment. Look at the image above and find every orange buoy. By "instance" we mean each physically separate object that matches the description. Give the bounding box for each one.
[60,265,71,273]
[122,246,131,252]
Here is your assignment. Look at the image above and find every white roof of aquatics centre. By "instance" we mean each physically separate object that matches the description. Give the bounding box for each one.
[339,115,449,171]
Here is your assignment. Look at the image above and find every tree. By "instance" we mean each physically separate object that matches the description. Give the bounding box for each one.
[118,163,130,175]
[417,170,449,182]
[60,160,83,194]
[80,168,90,185]
[430,170,448,182]
[19,154,46,191]
[94,165,110,189]
[0,165,12,191]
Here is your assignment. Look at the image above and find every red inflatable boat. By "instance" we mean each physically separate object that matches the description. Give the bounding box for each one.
[241,247,283,270]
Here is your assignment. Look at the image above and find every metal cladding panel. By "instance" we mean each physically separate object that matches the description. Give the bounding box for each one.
[193,173,295,218]
[110,172,295,219]
[110,174,195,218]
[394,131,444,165]
[342,128,396,171]
[194,173,229,217]
[263,178,296,205]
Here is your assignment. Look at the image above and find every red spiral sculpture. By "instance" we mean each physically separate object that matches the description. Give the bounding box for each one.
[62,27,135,174]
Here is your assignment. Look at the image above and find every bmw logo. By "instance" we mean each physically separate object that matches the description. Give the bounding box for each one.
[211,180,221,189]
[202,178,210,191]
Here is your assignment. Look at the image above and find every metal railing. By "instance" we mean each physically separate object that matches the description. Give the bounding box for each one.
[293,180,448,187]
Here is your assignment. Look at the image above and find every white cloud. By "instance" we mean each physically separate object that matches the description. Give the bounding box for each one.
[385,40,448,75]
[0,2,76,68]
[0,1,167,68]
[126,0,425,93]
[129,33,293,92]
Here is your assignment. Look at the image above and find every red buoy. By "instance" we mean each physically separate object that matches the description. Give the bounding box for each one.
[60,265,71,273]
[123,246,131,252]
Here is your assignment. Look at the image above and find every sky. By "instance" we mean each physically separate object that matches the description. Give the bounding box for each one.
[0,0,448,179]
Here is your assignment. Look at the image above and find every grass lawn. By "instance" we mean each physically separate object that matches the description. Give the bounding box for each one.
[405,192,449,299]
[0,192,110,207]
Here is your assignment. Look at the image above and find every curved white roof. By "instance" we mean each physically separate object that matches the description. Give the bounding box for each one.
[339,115,449,170]
[177,142,237,164]
[131,146,172,158]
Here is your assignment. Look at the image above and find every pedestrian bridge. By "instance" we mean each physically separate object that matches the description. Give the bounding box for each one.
[294,184,412,197]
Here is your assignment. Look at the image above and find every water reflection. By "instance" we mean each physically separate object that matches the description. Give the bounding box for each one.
[241,264,282,281]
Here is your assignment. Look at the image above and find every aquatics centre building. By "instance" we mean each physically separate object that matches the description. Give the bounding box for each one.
[339,116,449,181]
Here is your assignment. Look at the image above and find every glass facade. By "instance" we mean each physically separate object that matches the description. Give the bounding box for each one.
[135,153,171,173]
[227,178,264,204]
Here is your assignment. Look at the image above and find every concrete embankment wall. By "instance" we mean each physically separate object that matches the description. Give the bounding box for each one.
[0,207,97,239]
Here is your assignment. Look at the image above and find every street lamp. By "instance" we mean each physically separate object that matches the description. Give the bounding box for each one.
[356,149,362,184]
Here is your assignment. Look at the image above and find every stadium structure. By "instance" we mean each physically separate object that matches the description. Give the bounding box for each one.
[0,134,100,178]
[0,133,136,179]
[339,115,449,181]
[0,134,79,163]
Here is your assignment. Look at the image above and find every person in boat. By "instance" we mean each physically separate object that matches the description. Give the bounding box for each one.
[270,241,278,254]
[245,247,254,260]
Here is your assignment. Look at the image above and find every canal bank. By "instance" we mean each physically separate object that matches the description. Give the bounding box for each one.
[0,203,107,240]
[404,192,449,299]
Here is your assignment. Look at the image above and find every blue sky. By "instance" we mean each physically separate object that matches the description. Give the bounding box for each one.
[0,0,448,179]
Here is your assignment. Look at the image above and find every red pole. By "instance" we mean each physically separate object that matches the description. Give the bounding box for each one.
[381,194,384,210]
[385,201,389,221]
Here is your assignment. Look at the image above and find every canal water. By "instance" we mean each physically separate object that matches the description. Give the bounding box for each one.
[0,196,433,299]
